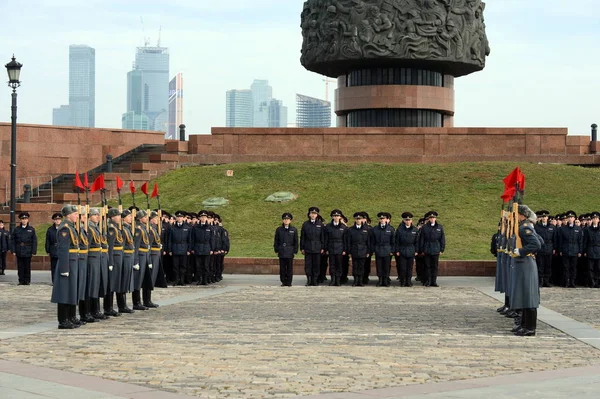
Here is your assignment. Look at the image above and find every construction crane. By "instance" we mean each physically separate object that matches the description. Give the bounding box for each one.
[323,77,336,102]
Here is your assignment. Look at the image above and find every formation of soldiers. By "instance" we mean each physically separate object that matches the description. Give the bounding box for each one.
[274,207,446,287]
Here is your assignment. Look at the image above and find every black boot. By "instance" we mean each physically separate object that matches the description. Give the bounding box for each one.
[376,277,382,287]
[132,290,148,311]
[117,293,134,314]
[356,275,364,287]
[515,309,536,336]
[305,276,312,286]
[334,276,341,286]
[70,305,82,327]
[430,275,439,287]
[80,300,97,323]
[352,275,358,287]
[92,298,107,320]
[58,304,74,329]
[104,293,120,317]
[143,289,159,308]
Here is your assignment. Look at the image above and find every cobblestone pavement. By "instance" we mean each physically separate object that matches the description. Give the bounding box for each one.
[541,287,600,329]
[0,283,598,399]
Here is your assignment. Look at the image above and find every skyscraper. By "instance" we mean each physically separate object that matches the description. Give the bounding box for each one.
[52,105,71,126]
[268,99,287,128]
[250,79,272,127]
[167,73,184,140]
[69,45,95,127]
[296,94,331,128]
[226,89,253,127]
[123,46,169,132]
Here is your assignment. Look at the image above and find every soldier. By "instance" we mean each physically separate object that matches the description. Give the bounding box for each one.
[77,208,95,325]
[510,205,542,336]
[301,207,324,286]
[419,211,445,287]
[45,213,62,282]
[191,210,214,285]
[324,209,347,287]
[214,214,229,282]
[274,212,299,286]
[10,212,37,285]
[132,210,150,310]
[415,217,426,284]
[557,210,583,288]
[161,211,174,283]
[583,211,600,288]
[207,211,219,284]
[168,210,191,286]
[362,213,373,285]
[0,220,8,275]
[534,210,556,287]
[395,212,419,287]
[51,205,80,329]
[372,212,395,287]
[119,209,135,313]
[104,208,123,317]
[144,210,167,308]
[340,214,351,284]
[87,208,106,320]
[346,212,371,287]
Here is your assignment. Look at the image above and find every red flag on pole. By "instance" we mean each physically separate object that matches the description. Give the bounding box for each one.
[140,182,148,196]
[90,174,105,193]
[129,180,136,194]
[115,175,124,191]
[83,173,89,189]
[500,186,516,203]
[150,183,159,198]
[74,171,85,191]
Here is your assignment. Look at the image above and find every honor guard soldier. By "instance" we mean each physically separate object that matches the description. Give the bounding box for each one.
[10,212,37,285]
[395,212,419,287]
[301,207,324,286]
[104,208,123,317]
[119,209,135,312]
[144,211,167,308]
[214,214,229,282]
[0,220,9,275]
[51,205,80,329]
[534,210,556,287]
[340,214,350,284]
[161,211,174,283]
[345,212,371,286]
[362,213,374,285]
[46,213,62,282]
[419,211,445,287]
[274,212,298,286]
[87,208,106,320]
[207,211,219,283]
[168,210,191,286]
[583,211,600,288]
[372,212,395,287]
[77,208,95,325]
[557,210,583,288]
[191,210,214,285]
[132,210,150,310]
[324,209,347,286]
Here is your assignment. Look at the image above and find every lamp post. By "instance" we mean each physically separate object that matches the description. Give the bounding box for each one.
[5,55,23,231]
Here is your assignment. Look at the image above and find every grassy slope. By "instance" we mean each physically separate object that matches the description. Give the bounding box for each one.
[35,162,600,259]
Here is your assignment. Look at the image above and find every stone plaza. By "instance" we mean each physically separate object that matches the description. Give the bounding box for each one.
[1,272,600,398]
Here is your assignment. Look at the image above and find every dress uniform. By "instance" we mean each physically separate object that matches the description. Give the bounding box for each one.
[395,212,419,287]
[168,210,191,286]
[208,212,220,283]
[10,212,37,285]
[274,212,298,286]
[301,207,324,286]
[345,212,371,287]
[583,212,600,288]
[534,210,556,287]
[324,209,347,287]
[161,212,174,282]
[77,210,94,325]
[191,210,214,285]
[45,213,62,282]
[144,211,167,308]
[105,208,123,317]
[87,208,106,320]
[371,212,395,287]
[214,214,229,282]
[419,211,445,287]
[132,210,150,310]
[119,209,135,313]
[415,218,426,284]
[362,213,373,285]
[51,205,80,329]
[557,210,583,288]
[0,220,9,275]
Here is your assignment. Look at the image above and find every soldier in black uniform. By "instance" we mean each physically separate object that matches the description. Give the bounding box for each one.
[395,212,419,287]
[583,211,600,288]
[10,212,37,285]
[191,210,214,285]
[274,212,298,286]
[207,212,219,284]
[324,209,347,287]
[340,214,350,284]
[534,210,556,287]
[419,211,445,287]
[362,213,373,285]
[0,220,8,275]
[168,210,191,286]
[346,212,371,287]
[301,207,324,286]
[161,211,174,283]
[371,212,395,287]
[51,205,80,329]
[45,213,62,282]
[557,210,583,288]
[214,214,229,282]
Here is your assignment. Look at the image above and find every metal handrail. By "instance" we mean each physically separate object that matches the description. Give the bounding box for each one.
[3,175,54,206]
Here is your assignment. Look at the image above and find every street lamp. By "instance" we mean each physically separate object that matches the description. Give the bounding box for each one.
[5,55,23,231]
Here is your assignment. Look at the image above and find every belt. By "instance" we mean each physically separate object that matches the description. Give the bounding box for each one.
[113,246,123,250]
[89,248,102,252]
[102,249,108,253]
[124,250,134,254]
[79,250,88,254]
[19,243,32,246]
[69,249,79,254]
[151,249,161,253]
[139,248,149,253]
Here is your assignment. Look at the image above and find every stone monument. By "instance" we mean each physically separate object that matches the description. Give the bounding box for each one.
[300,0,490,127]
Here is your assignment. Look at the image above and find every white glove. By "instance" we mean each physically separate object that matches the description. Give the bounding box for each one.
[60,272,69,277]
[148,263,153,269]
[513,248,520,257]
[108,265,113,272]
[133,264,140,271]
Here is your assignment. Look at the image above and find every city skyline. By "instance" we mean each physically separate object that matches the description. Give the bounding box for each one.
[3,1,600,136]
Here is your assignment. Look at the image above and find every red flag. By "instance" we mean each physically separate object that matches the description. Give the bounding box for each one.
[90,174,105,193]
[115,175,124,191]
[500,186,516,203]
[150,183,159,198]
[74,171,85,191]
[503,167,525,190]
[517,171,526,191]
[129,180,136,194]
[83,173,89,189]
[140,182,148,196]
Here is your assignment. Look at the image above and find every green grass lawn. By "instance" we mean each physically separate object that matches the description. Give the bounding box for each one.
[34,162,600,259]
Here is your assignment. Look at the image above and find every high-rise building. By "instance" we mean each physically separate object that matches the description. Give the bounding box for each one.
[52,105,71,126]
[69,45,95,127]
[226,89,253,127]
[250,79,272,127]
[167,73,184,140]
[123,46,169,131]
[268,99,287,128]
[296,94,331,128]
[122,111,150,130]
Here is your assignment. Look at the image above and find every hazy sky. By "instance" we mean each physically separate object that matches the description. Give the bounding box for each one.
[1,0,599,136]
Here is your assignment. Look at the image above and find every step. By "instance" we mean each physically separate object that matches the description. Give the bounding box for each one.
[130,162,177,172]
[149,153,180,162]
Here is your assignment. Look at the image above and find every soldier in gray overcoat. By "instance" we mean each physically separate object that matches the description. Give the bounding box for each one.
[132,210,150,311]
[510,205,542,337]
[118,209,135,313]
[86,208,105,320]
[77,209,94,325]
[105,208,123,317]
[51,205,80,329]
